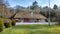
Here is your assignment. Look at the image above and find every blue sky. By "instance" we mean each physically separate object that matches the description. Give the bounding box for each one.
[7,0,60,8]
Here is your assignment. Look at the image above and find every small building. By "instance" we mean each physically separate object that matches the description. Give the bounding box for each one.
[13,12,46,22]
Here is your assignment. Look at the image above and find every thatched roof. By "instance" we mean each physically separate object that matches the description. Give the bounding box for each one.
[14,12,46,19]
[0,4,46,19]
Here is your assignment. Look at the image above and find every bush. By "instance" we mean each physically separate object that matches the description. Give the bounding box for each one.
[12,19,16,26]
[0,18,4,32]
[8,19,12,27]
[4,19,12,28]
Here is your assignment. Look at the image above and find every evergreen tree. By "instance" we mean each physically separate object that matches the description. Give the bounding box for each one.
[53,4,58,10]
[30,1,38,10]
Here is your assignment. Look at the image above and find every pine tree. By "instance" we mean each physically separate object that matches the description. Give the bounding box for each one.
[30,1,38,10]
[53,4,58,10]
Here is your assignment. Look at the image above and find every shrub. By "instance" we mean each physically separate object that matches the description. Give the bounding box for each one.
[4,23,8,28]
[4,19,12,28]
[7,19,12,27]
[0,18,4,32]
[12,19,16,26]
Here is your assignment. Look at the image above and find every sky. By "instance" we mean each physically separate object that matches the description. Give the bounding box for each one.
[7,0,60,8]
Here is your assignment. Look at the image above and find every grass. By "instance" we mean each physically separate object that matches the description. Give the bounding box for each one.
[0,24,60,34]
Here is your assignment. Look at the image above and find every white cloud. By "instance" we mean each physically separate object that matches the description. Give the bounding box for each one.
[50,0,60,8]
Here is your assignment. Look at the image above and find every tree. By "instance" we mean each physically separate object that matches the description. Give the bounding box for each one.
[40,6,56,22]
[30,1,38,10]
[40,6,49,17]
[55,9,60,24]
[53,4,58,10]
[43,6,48,9]
[30,1,41,14]
[0,0,4,4]
[44,9,56,18]
[0,0,10,7]
[5,0,10,7]
[39,11,45,16]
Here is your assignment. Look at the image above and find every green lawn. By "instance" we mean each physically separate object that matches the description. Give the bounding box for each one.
[0,24,60,34]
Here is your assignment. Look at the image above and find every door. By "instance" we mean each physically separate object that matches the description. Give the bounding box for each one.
[24,18,29,22]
